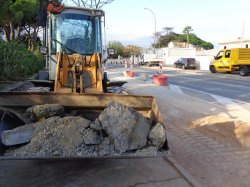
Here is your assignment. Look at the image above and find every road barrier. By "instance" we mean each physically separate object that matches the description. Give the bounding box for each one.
[159,62,163,74]
[153,74,168,86]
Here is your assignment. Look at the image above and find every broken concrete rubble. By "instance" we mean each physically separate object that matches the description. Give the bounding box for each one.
[135,146,159,156]
[99,101,150,153]
[83,129,101,145]
[26,104,64,122]
[4,116,93,157]
[1,117,60,146]
[2,102,167,157]
[89,118,102,131]
[149,123,167,149]
[1,125,34,146]
[97,137,117,156]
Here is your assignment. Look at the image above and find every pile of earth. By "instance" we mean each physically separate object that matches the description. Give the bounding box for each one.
[1,102,168,157]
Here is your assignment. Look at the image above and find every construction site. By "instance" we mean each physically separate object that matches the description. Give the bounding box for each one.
[1,1,250,187]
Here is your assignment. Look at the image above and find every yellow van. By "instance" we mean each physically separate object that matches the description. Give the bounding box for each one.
[210,47,250,76]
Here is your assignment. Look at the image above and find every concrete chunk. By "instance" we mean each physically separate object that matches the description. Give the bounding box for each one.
[99,101,150,153]
[26,104,64,122]
[83,129,101,145]
[1,125,34,146]
[149,123,167,149]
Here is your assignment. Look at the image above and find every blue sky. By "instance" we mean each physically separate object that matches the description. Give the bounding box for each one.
[65,0,250,47]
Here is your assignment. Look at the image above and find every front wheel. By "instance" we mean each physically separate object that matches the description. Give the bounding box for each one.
[210,65,216,73]
[239,66,249,76]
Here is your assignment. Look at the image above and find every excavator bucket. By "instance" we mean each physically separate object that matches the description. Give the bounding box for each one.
[0,92,164,159]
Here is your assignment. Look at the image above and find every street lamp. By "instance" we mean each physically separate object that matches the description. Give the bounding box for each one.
[144,7,156,53]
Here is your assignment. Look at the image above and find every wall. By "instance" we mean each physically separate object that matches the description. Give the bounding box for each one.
[161,48,196,66]
[195,56,214,70]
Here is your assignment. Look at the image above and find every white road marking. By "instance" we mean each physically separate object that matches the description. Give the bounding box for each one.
[168,84,250,124]
[169,84,250,107]
[169,84,184,95]
[211,94,236,106]
[211,94,249,112]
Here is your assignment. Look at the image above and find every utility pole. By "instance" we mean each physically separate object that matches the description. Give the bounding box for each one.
[144,8,156,53]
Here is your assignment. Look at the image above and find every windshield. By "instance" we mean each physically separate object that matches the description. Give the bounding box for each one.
[51,13,102,55]
[215,51,223,60]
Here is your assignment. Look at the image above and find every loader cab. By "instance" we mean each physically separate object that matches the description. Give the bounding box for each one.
[41,6,108,94]
[47,7,105,81]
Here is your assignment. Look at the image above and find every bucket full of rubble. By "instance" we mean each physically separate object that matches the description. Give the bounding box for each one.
[0,102,168,158]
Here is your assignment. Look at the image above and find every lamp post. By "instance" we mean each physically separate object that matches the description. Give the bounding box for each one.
[144,7,156,53]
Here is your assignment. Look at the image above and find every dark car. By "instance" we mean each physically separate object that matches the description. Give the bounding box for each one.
[174,58,197,69]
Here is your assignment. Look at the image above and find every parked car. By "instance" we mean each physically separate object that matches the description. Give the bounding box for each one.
[174,58,197,69]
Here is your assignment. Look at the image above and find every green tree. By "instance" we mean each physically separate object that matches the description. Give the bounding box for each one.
[155,27,182,48]
[156,27,214,49]
[0,0,47,50]
[123,45,142,57]
[107,41,125,58]
[182,26,193,47]
[200,41,214,50]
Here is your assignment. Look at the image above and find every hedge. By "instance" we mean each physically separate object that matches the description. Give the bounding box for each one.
[0,41,44,81]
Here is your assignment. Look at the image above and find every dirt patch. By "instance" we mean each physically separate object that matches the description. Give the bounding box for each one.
[192,115,250,148]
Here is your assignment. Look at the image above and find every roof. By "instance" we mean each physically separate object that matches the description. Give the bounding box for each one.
[61,6,105,16]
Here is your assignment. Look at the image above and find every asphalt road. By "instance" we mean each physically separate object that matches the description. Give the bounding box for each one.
[165,69,250,103]
[117,65,250,103]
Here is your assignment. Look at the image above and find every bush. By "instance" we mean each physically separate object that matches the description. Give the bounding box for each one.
[0,41,44,81]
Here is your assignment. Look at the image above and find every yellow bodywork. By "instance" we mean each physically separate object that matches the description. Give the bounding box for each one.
[54,52,103,94]
[210,48,250,72]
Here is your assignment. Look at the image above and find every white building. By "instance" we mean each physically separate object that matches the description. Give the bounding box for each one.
[218,39,250,49]
[141,42,196,66]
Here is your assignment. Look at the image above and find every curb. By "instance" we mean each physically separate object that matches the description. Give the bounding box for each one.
[166,155,202,187]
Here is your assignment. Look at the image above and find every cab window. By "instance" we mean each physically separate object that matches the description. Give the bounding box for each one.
[225,50,231,58]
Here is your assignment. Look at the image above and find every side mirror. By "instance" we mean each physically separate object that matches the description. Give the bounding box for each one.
[107,48,115,56]
[40,46,48,54]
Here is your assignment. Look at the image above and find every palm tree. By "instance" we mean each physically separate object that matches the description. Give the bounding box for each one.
[183,26,193,48]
